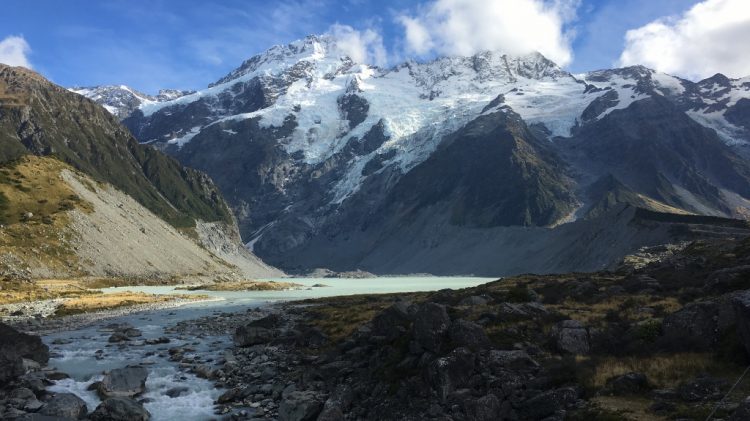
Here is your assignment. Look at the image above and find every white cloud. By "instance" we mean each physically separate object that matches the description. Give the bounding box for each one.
[0,35,32,68]
[395,0,579,66]
[328,24,388,67]
[618,0,750,79]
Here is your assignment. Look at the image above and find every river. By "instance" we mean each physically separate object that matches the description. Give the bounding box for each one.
[43,277,494,420]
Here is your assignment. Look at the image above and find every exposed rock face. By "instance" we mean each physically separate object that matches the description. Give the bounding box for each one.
[0,323,49,383]
[278,391,323,421]
[97,366,148,398]
[550,320,590,355]
[412,303,451,352]
[605,372,651,395]
[38,393,88,419]
[90,397,151,421]
[233,314,283,346]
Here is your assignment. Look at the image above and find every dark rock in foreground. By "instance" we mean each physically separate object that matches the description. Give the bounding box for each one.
[0,323,49,384]
[90,397,151,421]
[38,392,88,419]
[97,366,148,398]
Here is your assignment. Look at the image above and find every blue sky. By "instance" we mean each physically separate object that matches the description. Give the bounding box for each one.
[0,0,730,93]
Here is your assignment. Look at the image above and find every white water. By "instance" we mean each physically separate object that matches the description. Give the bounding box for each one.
[45,277,493,420]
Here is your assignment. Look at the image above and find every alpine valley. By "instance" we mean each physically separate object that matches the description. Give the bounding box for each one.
[80,34,750,276]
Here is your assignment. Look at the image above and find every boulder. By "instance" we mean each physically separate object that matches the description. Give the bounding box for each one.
[295,327,328,349]
[98,366,148,398]
[677,376,727,402]
[464,394,504,421]
[0,323,49,383]
[661,301,721,351]
[165,386,189,398]
[427,347,476,402]
[458,296,489,306]
[605,372,650,395]
[39,393,88,419]
[370,302,412,341]
[233,326,275,347]
[550,320,590,355]
[412,302,451,352]
[90,397,151,421]
[519,387,578,420]
[278,391,323,421]
[487,350,539,371]
[448,319,490,350]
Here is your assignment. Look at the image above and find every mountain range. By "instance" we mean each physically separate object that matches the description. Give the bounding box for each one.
[0,63,280,280]
[73,34,750,276]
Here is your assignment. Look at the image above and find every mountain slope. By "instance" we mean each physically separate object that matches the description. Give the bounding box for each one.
[79,34,750,275]
[0,64,281,279]
[566,95,750,218]
[0,64,230,229]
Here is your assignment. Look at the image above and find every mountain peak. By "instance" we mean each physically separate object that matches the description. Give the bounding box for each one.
[208,34,359,88]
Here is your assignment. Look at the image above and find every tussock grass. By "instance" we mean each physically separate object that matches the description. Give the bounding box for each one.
[585,353,738,389]
[53,291,199,316]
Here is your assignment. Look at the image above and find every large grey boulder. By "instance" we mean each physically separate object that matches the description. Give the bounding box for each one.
[550,320,590,355]
[662,301,721,350]
[426,347,476,402]
[39,393,88,419]
[278,391,323,421]
[90,397,150,421]
[605,372,650,395]
[519,387,578,419]
[448,319,490,350]
[370,301,412,341]
[0,323,49,383]
[412,303,451,352]
[97,366,148,398]
[233,314,283,347]
[234,326,274,347]
[464,394,504,421]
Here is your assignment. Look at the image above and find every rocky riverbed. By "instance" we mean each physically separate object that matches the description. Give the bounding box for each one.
[4,238,750,420]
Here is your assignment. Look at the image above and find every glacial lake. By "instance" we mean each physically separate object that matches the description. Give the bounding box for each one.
[45,277,495,421]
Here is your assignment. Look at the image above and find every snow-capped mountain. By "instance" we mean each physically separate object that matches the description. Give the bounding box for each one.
[70,85,194,119]
[82,34,750,275]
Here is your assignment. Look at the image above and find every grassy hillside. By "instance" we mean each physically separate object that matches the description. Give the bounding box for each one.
[0,64,231,229]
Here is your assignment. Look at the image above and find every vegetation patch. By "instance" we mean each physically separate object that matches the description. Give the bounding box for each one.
[53,291,203,316]
[0,156,96,277]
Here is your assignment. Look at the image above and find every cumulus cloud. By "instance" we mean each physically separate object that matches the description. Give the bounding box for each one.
[618,0,750,79]
[0,35,32,68]
[328,24,388,67]
[395,0,580,66]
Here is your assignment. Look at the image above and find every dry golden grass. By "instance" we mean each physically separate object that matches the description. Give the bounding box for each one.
[300,293,428,342]
[550,295,682,326]
[585,353,737,389]
[0,156,95,276]
[0,278,100,305]
[53,291,200,316]
[177,280,303,291]
[589,396,666,421]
